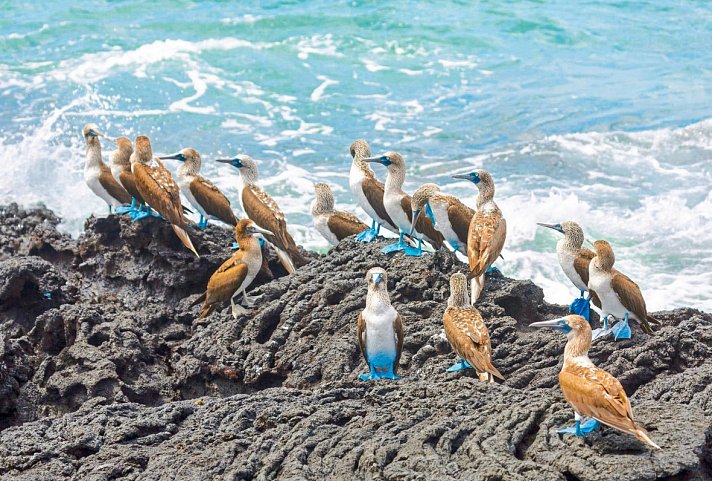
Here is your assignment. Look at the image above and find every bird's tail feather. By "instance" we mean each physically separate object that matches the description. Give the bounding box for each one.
[274,246,296,274]
[469,274,485,304]
[172,224,199,257]
[647,314,662,326]
[189,292,207,308]
[634,425,661,449]
[197,304,214,321]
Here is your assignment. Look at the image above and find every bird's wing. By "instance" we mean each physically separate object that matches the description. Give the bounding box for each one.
[393,311,404,373]
[447,199,474,245]
[611,270,653,333]
[190,177,238,226]
[118,171,145,204]
[98,166,132,204]
[574,249,594,286]
[467,209,506,279]
[361,177,396,229]
[443,307,504,380]
[326,211,368,241]
[560,365,637,432]
[406,195,445,249]
[357,311,367,364]
[204,256,249,306]
[133,163,184,225]
[242,186,289,249]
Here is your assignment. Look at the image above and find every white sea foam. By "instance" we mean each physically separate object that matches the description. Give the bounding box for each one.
[310,76,338,102]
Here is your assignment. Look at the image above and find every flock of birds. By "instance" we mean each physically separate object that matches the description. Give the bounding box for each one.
[82,124,661,450]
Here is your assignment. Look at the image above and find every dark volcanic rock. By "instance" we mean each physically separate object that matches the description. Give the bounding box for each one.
[0,204,710,481]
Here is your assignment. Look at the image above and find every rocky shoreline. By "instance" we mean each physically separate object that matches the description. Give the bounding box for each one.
[0,203,710,480]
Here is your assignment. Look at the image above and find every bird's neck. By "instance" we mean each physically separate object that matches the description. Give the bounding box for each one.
[236,234,260,253]
[178,158,200,178]
[447,289,470,307]
[366,289,391,311]
[354,159,375,180]
[85,142,103,168]
[384,167,405,195]
[476,183,494,208]
[563,331,592,367]
[240,168,259,185]
[312,195,333,215]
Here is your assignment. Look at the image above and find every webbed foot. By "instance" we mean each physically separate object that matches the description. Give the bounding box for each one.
[569,292,591,321]
[447,359,472,372]
[558,419,600,437]
[382,241,406,254]
[612,313,632,340]
[356,228,378,242]
[592,316,613,340]
[486,265,501,274]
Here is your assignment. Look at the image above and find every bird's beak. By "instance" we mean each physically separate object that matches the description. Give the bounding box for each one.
[371,272,384,286]
[215,158,232,164]
[249,225,274,238]
[363,155,386,165]
[451,174,470,180]
[585,238,595,247]
[158,153,182,161]
[409,209,423,237]
[536,222,564,234]
[529,317,571,333]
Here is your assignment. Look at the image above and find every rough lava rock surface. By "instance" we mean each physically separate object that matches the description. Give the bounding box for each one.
[0,203,710,481]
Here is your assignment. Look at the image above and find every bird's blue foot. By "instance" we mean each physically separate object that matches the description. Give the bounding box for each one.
[132,209,151,222]
[195,215,209,230]
[382,241,407,254]
[115,205,133,215]
[448,240,460,252]
[612,313,632,340]
[447,359,472,372]
[358,371,401,381]
[558,419,600,437]
[356,228,378,242]
[359,357,399,381]
[486,265,501,274]
[569,291,591,321]
[404,238,423,257]
[592,316,612,341]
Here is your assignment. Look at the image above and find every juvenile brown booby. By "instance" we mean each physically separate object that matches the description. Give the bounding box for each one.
[410,183,474,256]
[216,154,307,273]
[82,123,132,213]
[443,273,504,381]
[357,267,404,380]
[537,221,602,321]
[191,219,272,320]
[131,135,199,256]
[365,152,445,256]
[110,136,145,218]
[452,169,506,303]
[159,148,238,229]
[348,139,399,242]
[312,182,369,245]
[529,315,660,448]
[588,240,659,340]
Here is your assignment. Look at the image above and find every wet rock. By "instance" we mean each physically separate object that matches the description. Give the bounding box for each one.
[0,204,710,480]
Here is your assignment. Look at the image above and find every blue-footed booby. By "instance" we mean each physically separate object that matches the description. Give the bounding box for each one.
[131,135,199,256]
[357,267,404,380]
[110,136,145,218]
[588,240,659,340]
[364,152,445,256]
[312,182,369,245]
[443,273,504,380]
[190,219,272,320]
[159,148,238,229]
[537,221,602,321]
[529,315,660,449]
[410,183,474,256]
[348,140,399,242]
[451,169,506,303]
[82,124,132,213]
[216,154,307,273]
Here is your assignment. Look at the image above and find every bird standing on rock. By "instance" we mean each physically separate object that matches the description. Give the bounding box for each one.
[357,267,404,380]
[159,148,238,229]
[110,136,145,218]
[537,221,601,321]
[443,273,504,381]
[348,139,399,242]
[82,123,132,214]
[216,154,307,274]
[191,219,273,320]
[365,152,444,256]
[410,183,473,256]
[451,169,506,303]
[131,135,199,256]
[312,182,368,245]
[588,240,659,340]
[529,315,660,449]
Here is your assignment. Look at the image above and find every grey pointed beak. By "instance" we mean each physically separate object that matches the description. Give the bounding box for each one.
[363,155,385,164]
[451,174,470,180]
[529,318,567,329]
[536,222,557,230]
[158,153,182,161]
[409,209,423,238]
[585,238,595,247]
[371,272,384,286]
[215,158,232,164]
[249,225,274,238]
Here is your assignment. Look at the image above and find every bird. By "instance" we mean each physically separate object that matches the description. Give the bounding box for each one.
[130,135,199,256]
[190,219,273,320]
[529,315,660,449]
[537,221,602,321]
[443,273,504,381]
[451,169,506,303]
[410,183,474,256]
[82,123,132,214]
[356,267,404,380]
[348,139,400,242]
[158,148,239,229]
[364,151,445,256]
[588,240,659,340]
[215,154,308,274]
[312,182,369,245]
[110,136,145,218]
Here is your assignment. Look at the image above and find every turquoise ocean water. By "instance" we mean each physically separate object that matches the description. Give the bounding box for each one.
[1,1,710,310]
